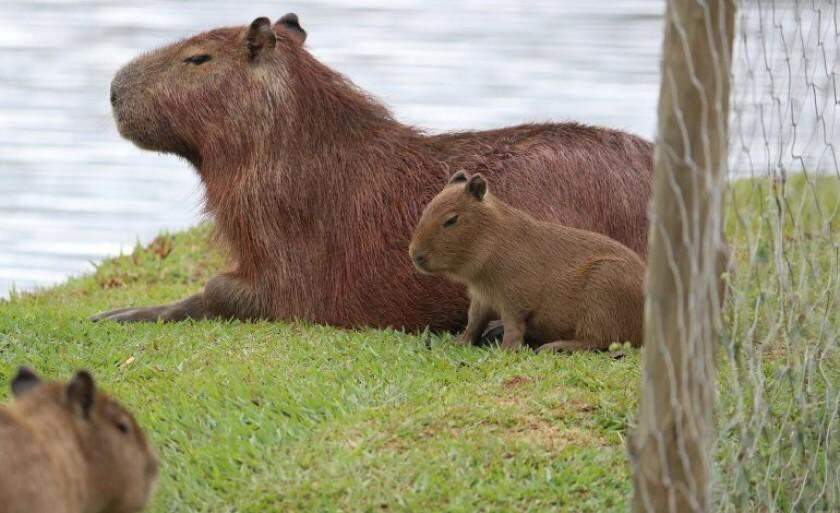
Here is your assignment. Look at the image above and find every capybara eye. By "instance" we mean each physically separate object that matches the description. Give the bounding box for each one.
[115,420,130,434]
[443,214,459,228]
[184,54,212,65]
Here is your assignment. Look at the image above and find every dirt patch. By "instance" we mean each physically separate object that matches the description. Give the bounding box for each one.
[502,414,607,451]
[148,235,174,260]
[567,397,597,413]
[503,375,532,388]
[376,410,609,454]
[98,276,126,289]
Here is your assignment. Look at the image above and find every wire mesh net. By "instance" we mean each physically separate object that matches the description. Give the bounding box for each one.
[633,0,838,511]
[720,0,838,510]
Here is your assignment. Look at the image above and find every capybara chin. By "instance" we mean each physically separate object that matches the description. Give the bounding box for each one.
[409,171,646,352]
[93,13,653,330]
[0,368,158,513]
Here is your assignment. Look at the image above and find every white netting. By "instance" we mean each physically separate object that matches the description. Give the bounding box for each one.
[720,0,838,510]
[633,0,839,511]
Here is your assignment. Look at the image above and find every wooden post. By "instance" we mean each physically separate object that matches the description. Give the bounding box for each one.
[631,1,735,512]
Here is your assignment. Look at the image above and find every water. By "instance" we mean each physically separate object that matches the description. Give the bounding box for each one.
[0,1,836,297]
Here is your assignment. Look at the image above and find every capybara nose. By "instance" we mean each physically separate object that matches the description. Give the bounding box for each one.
[109,81,119,106]
[412,253,427,268]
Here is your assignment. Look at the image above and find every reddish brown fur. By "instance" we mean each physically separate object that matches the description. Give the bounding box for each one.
[0,369,157,513]
[94,15,653,331]
[409,171,645,351]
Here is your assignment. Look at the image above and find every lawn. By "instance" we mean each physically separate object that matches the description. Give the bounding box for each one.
[0,174,837,512]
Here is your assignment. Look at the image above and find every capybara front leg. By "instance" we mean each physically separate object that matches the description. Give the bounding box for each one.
[536,339,607,353]
[499,315,527,351]
[91,274,263,323]
[201,273,265,320]
[90,294,206,323]
[460,298,494,346]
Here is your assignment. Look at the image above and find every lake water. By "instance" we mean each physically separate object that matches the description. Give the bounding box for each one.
[0,0,836,297]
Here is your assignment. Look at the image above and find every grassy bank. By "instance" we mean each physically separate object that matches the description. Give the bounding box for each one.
[1,174,837,512]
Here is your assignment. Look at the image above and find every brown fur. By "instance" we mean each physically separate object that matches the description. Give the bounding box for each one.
[93,14,653,331]
[409,171,645,351]
[0,368,157,513]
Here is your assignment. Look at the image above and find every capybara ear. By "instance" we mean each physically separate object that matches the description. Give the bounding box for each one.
[246,17,277,61]
[448,170,468,185]
[11,367,42,397]
[275,13,307,45]
[66,371,95,418]
[466,173,487,200]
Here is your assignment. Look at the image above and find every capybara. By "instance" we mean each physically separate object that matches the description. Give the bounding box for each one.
[93,14,653,331]
[0,368,158,513]
[409,171,645,351]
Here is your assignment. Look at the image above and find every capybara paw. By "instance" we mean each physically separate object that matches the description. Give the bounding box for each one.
[536,340,597,353]
[535,342,562,354]
[90,306,163,323]
[455,334,473,346]
[499,341,524,352]
[477,320,505,346]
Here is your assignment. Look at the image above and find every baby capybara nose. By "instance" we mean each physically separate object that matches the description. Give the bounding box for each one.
[412,253,427,268]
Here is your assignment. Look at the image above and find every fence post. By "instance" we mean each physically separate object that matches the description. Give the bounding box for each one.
[631,1,735,512]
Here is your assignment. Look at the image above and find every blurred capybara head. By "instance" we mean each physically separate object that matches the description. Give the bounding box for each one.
[10,368,158,513]
[110,14,307,159]
[409,170,496,277]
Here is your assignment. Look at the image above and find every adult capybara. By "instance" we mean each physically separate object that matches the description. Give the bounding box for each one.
[93,14,653,331]
[0,368,158,513]
[409,171,645,351]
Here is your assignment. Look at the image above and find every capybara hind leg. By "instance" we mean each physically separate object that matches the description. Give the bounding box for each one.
[576,259,645,348]
[91,274,263,323]
[537,339,606,353]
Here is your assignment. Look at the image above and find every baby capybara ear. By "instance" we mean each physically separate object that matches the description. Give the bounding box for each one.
[275,13,307,45]
[448,169,469,185]
[66,371,95,419]
[466,173,487,200]
[11,367,42,397]
[246,17,277,60]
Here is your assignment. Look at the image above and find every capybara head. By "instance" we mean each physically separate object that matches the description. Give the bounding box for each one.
[110,14,307,160]
[409,170,495,277]
[10,367,158,513]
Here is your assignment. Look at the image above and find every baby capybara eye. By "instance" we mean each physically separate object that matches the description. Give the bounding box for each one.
[443,214,459,228]
[184,54,212,65]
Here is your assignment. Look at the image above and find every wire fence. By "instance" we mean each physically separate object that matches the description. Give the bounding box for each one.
[720,0,838,511]
[632,0,838,511]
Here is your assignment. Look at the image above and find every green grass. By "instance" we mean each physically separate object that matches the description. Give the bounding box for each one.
[1,174,837,512]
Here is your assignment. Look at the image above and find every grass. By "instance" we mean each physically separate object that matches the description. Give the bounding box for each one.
[1,174,837,512]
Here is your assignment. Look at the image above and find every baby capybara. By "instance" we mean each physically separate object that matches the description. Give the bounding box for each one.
[0,368,158,513]
[94,14,653,331]
[409,171,645,351]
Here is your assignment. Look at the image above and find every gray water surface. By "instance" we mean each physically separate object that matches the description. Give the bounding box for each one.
[0,1,835,297]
